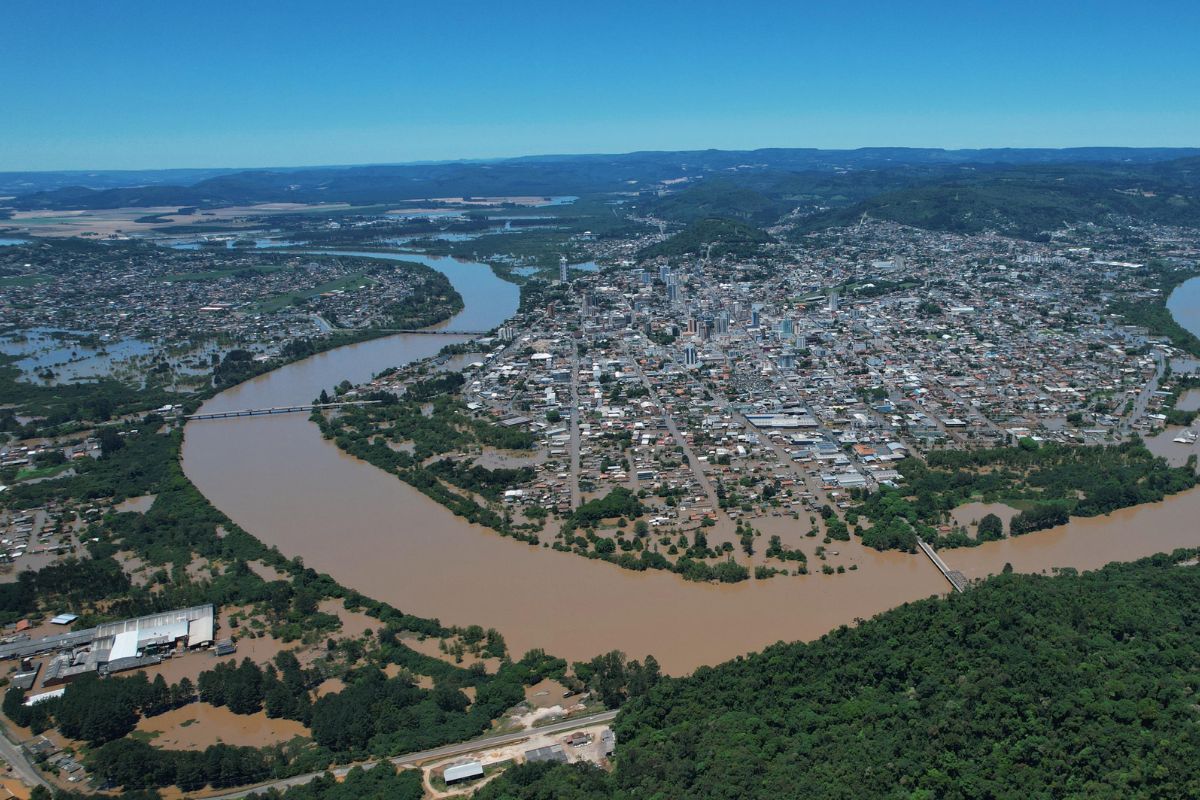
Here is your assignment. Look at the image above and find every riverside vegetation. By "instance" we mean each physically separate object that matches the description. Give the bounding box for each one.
[475,551,1200,800]
[1,419,658,793]
[851,437,1197,552]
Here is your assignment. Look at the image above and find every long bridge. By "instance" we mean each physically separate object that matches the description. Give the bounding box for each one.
[359,328,490,336]
[916,538,969,593]
[184,400,381,421]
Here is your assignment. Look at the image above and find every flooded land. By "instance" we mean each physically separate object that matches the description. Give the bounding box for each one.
[184,266,1200,674]
[134,704,308,750]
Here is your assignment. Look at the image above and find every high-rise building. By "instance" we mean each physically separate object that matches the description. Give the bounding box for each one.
[715,313,730,336]
[667,283,678,303]
[559,256,569,284]
[659,265,671,283]
[779,319,794,337]
[683,343,698,367]
[828,290,840,313]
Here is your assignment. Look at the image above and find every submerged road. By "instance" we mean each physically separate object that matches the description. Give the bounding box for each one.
[204,710,619,799]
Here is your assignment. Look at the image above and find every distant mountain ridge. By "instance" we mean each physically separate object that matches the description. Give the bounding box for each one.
[6,147,1200,211]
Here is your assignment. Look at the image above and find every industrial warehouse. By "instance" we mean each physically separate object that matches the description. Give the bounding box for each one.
[0,604,218,692]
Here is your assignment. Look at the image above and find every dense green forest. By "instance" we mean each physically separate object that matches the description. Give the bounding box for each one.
[626,155,1200,241]
[478,551,1200,799]
[640,217,772,259]
[791,158,1200,240]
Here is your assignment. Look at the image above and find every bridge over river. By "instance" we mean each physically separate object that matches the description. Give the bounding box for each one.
[917,539,969,593]
[360,328,489,336]
[185,400,381,421]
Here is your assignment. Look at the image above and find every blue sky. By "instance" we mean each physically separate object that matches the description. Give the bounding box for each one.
[3,0,1198,170]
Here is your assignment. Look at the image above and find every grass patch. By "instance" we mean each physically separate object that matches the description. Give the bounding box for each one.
[0,275,51,287]
[252,272,375,313]
[14,462,74,482]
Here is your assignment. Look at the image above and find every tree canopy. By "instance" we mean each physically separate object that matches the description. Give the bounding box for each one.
[478,551,1200,799]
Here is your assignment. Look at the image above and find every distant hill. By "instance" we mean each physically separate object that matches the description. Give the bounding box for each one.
[0,167,243,195]
[793,157,1200,239]
[640,217,773,259]
[7,147,1200,212]
[638,165,986,225]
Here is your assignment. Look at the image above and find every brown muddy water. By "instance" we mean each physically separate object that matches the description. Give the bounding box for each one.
[183,264,1200,674]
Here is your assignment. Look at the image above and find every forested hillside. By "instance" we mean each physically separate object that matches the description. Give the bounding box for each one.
[477,552,1200,799]
[640,217,773,259]
[644,158,1200,241]
[9,148,1197,212]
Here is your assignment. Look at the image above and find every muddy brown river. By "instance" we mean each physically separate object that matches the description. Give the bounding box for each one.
[183,264,1200,674]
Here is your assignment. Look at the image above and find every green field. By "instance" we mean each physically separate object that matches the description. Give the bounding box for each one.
[14,462,74,482]
[159,264,291,282]
[0,274,51,287]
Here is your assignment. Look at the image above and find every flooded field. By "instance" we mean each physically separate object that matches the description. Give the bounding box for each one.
[135,704,308,750]
[182,264,1200,674]
[950,501,1019,530]
[1144,425,1199,467]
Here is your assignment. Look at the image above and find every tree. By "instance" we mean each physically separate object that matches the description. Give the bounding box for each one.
[977,513,1005,542]
[98,427,124,456]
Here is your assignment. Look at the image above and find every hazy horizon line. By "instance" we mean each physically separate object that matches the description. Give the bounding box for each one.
[4,143,1199,176]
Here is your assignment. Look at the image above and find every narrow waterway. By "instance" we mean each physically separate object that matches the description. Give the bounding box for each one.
[183,266,1200,674]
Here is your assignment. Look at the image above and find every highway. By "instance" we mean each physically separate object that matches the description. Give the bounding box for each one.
[204,709,618,800]
[0,727,50,791]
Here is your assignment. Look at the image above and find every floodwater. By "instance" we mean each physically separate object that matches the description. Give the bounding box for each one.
[949,489,1200,581]
[167,237,302,251]
[1176,388,1200,413]
[949,501,1018,530]
[1167,275,1200,340]
[135,704,308,750]
[182,267,1200,675]
[0,327,155,384]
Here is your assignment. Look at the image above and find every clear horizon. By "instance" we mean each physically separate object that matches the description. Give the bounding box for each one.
[4,0,1198,171]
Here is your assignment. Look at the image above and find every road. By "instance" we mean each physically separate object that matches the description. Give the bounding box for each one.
[1122,349,1166,434]
[569,353,583,508]
[621,342,722,514]
[0,727,50,791]
[204,710,619,800]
